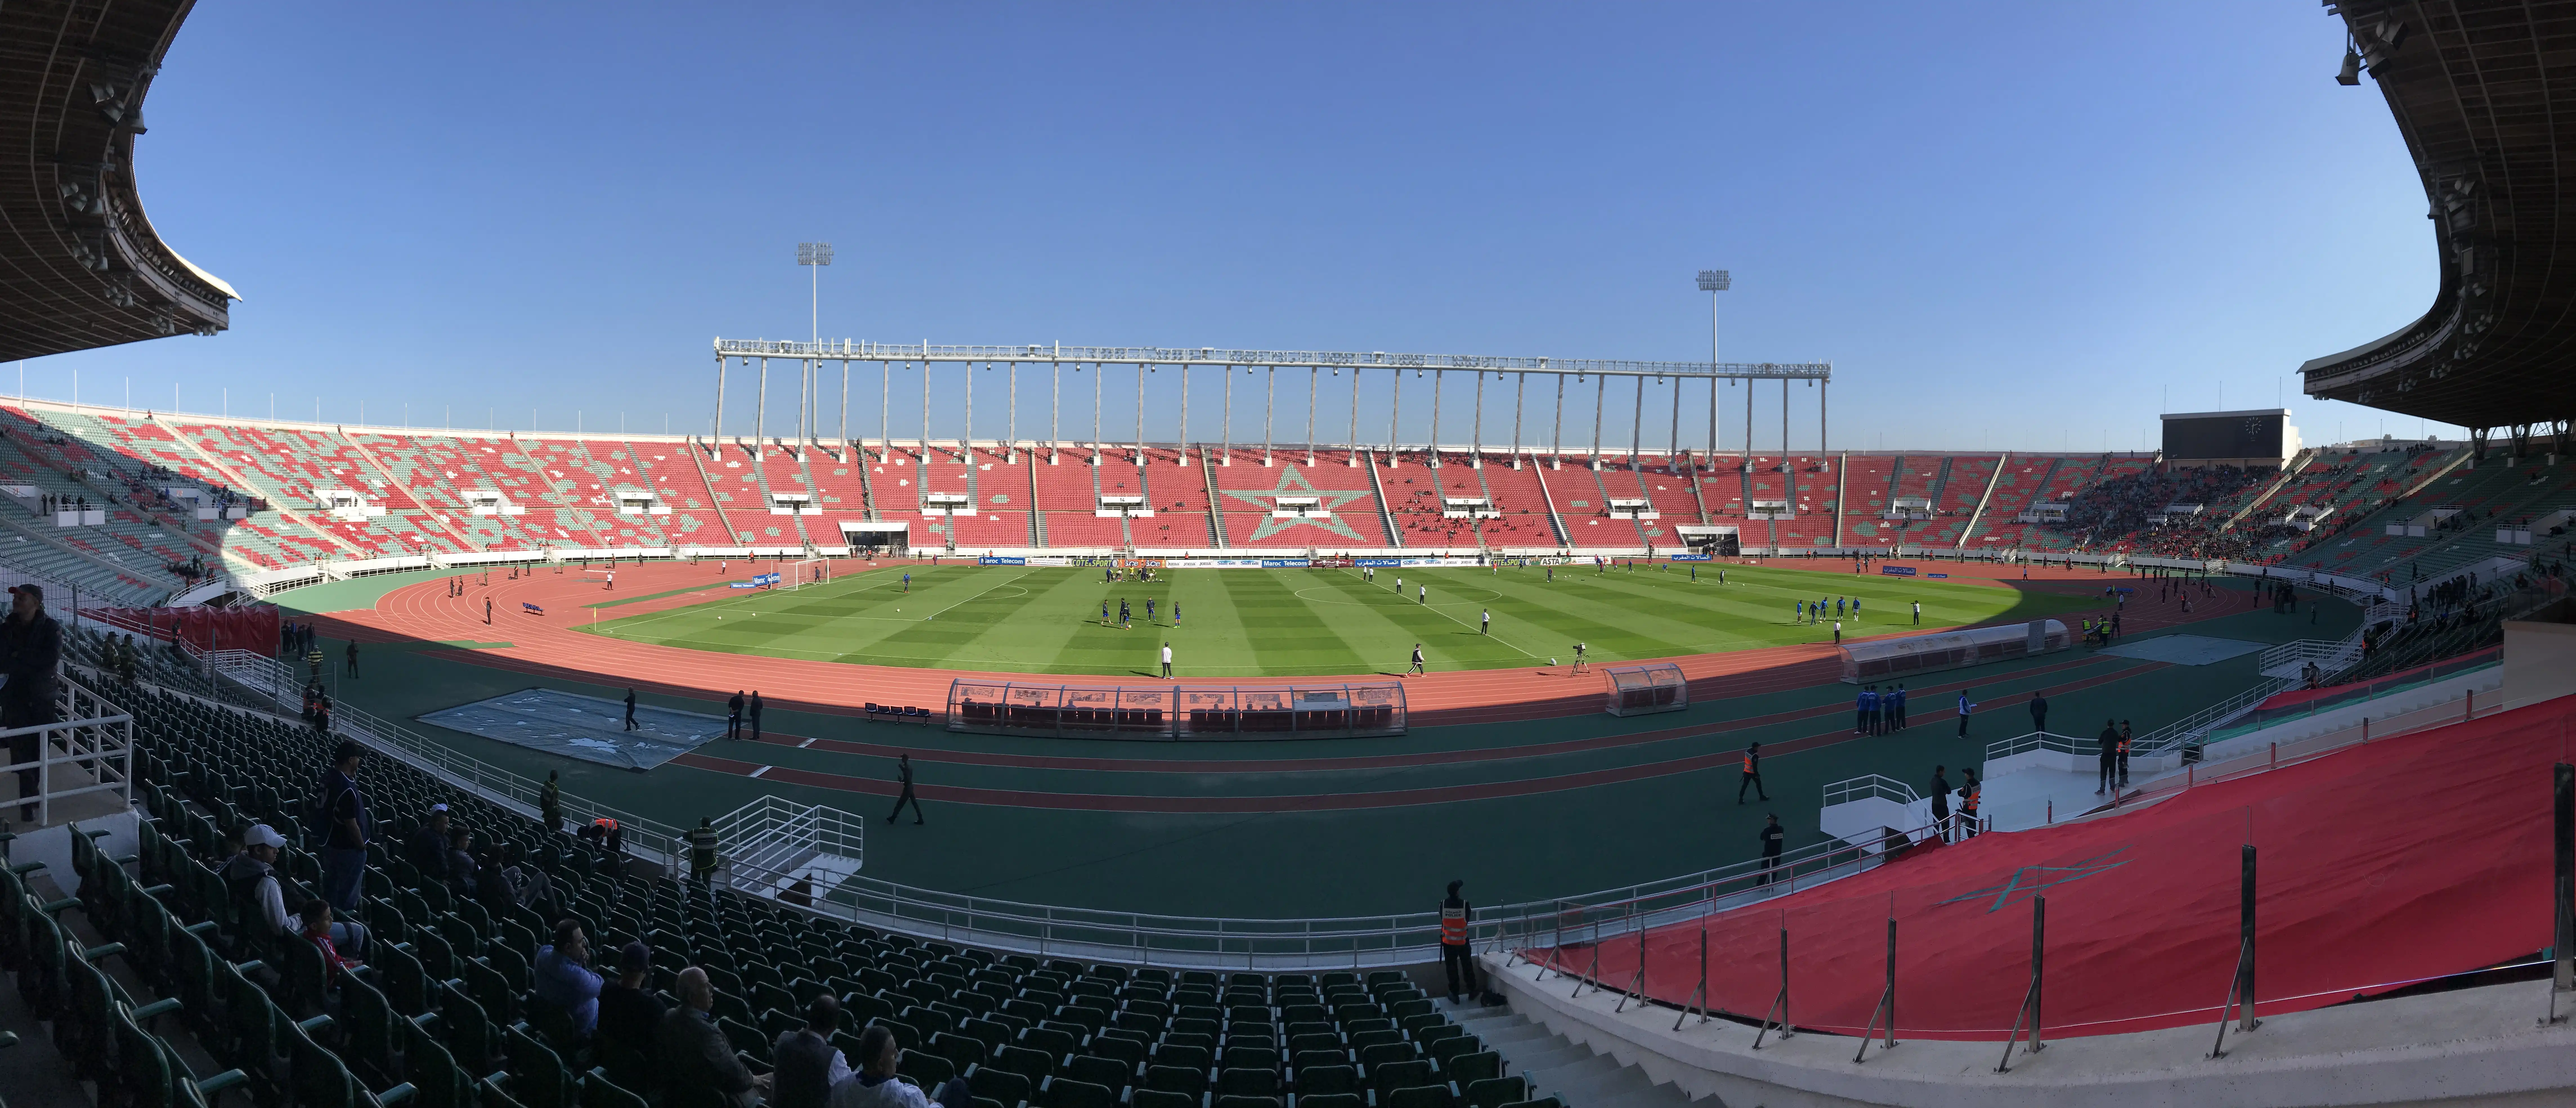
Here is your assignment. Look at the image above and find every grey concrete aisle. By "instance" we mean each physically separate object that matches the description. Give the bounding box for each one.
[1441,996,1700,1108]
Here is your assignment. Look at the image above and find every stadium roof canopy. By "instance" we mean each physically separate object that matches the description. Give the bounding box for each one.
[0,0,233,363]
[2300,1,2576,441]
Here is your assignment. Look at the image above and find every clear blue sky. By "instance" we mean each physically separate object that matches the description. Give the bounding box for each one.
[29,2,2450,454]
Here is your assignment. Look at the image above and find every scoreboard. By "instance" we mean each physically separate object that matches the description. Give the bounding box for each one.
[2160,409,2293,466]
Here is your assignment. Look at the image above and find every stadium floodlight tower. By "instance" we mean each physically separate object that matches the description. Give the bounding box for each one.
[798,242,832,456]
[1697,270,1729,474]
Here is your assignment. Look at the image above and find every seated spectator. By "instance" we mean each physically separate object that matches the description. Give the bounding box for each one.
[659,967,769,1108]
[222,823,368,960]
[772,995,853,1108]
[828,1024,971,1108]
[534,920,604,1037]
[301,899,362,981]
[597,940,666,1075]
[444,826,478,894]
[406,804,452,876]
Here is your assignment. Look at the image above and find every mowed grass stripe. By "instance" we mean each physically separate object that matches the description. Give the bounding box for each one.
[577,564,2093,677]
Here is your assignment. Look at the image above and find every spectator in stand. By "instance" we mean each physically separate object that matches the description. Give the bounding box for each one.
[660,967,769,1108]
[827,1024,972,1108]
[534,919,603,1037]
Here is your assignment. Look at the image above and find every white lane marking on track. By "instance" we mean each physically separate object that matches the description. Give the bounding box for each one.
[748,765,772,778]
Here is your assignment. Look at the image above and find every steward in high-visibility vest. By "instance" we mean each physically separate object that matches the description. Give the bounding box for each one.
[688,817,720,884]
[1440,879,1480,1003]
[1958,770,1982,839]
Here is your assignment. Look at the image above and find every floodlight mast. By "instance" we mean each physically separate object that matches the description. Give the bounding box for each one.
[1698,270,1729,469]
[798,242,834,452]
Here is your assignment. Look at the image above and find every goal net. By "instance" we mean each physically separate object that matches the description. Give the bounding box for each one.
[784,557,830,591]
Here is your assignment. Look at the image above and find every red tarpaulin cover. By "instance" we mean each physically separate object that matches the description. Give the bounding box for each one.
[1534,693,2576,1038]
[87,605,281,657]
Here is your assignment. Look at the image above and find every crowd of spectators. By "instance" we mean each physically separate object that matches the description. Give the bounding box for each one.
[2044,464,2267,555]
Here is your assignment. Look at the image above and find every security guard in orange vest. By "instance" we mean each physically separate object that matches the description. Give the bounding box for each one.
[1440,880,1479,1003]
[1737,741,1768,804]
[1957,769,1981,839]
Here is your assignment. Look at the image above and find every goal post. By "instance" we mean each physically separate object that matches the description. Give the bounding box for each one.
[785,557,830,591]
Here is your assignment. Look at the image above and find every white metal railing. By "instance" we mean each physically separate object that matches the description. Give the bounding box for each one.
[711,795,866,891]
[2127,677,2295,758]
[1821,773,1919,806]
[1983,729,2096,762]
[0,673,135,826]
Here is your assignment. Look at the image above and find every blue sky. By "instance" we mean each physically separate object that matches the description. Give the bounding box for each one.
[30,3,2450,454]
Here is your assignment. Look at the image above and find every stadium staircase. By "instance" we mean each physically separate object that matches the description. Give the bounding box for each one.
[1524,459,1574,548]
[1025,458,1048,546]
[1450,1002,1684,1108]
[1685,461,1713,526]
[685,439,747,544]
[1198,452,1228,549]
[1831,454,1848,545]
[2229,447,2318,528]
[1364,450,1405,548]
[1952,452,2008,550]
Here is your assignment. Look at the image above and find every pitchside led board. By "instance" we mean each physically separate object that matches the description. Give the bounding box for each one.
[2158,408,2299,469]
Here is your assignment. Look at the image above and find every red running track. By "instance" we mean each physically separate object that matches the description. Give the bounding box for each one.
[321,559,2247,729]
[1533,693,2576,1038]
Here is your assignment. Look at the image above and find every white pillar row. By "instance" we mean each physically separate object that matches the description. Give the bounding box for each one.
[1091,362,1103,465]
[1263,365,1274,467]
[1049,361,1061,464]
[1178,365,1191,465]
[713,353,727,448]
[1220,365,1233,465]
[754,357,768,457]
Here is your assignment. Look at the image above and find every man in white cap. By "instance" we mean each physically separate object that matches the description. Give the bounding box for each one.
[221,823,365,960]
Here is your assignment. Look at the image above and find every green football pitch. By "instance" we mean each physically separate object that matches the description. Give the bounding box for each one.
[573,562,2097,677]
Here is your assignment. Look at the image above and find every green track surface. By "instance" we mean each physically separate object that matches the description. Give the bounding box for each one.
[574,563,2098,677]
[284,569,2347,917]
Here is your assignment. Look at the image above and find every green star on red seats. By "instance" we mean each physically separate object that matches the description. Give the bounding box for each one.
[1218,467,1375,544]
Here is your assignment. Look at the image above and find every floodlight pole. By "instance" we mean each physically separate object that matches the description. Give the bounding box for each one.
[1669,376,1682,470]
[1264,365,1275,466]
[1630,376,1644,469]
[1050,361,1062,464]
[1699,269,1732,469]
[1512,372,1525,468]
[1591,376,1605,469]
[1221,366,1233,464]
[1430,369,1444,467]
[1305,367,1317,466]
[1007,361,1017,463]
[1472,371,1485,467]
[1553,376,1565,469]
[1179,367,1191,464]
[755,358,768,457]
[1347,368,1360,466]
[1091,362,1103,465]
[713,353,727,448]
[1388,372,1401,465]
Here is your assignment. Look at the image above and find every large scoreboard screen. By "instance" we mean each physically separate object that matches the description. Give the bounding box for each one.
[2162,410,2286,461]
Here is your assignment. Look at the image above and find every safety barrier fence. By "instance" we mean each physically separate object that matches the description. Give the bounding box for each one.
[0,674,134,826]
[2209,650,2500,745]
[2120,684,2510,809]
